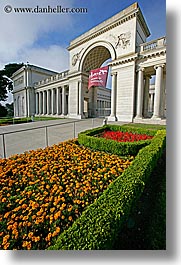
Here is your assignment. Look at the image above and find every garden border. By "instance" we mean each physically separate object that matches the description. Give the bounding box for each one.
[48,128,166,250]
[78,124,157,156]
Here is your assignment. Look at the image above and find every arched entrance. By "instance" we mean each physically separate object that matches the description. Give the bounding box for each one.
[78,42,115,117]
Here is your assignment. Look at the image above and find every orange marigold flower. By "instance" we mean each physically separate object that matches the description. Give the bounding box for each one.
[28,232,33,238]
[45,233,52,242]
[68,216,73,221]
[3,242,10,250]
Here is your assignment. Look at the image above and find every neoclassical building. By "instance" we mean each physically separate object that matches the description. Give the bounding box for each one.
[12,2,166,124]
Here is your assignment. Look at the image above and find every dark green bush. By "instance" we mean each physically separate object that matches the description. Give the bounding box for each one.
[48,129,166,250]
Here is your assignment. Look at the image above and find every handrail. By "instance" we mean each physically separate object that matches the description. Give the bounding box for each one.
[0,120,81,136]
[0,118,99,159]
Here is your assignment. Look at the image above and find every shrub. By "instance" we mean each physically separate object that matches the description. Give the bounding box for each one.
[78,125,157,156]
[0,140,132,250]
[48,129,166,250]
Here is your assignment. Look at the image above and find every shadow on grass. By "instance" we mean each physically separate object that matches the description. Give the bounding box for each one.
[113,149,166,250]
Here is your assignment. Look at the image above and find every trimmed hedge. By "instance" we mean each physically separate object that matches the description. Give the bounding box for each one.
[78,125,157,156]
[48,129,166,250]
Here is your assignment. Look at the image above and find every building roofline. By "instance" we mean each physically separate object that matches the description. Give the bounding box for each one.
[11,64,58,79]
[68,2,150,51]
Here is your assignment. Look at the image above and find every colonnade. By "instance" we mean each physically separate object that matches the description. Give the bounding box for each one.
[97,100,111,117]
[109,72,117,119]
[14,95,26,117]
[135,64,166,120]
[35,86,68,116]
[109,64,166,121]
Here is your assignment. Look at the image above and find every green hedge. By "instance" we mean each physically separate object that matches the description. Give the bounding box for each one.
[78,125,157,156]
[48,129,166,250]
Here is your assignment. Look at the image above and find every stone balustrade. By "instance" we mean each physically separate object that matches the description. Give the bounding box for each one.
[34,70,69,87]
[140,36,166,52]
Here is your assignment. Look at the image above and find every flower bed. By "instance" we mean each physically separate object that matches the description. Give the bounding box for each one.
[49,129,166,250]
[78,125,156,156]
[100,130,153,142]
[0,140,133,250]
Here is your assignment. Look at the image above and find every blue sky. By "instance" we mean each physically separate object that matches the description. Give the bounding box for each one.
[0,0,166,103]
[35,0,166,48]
[0,0,166,72]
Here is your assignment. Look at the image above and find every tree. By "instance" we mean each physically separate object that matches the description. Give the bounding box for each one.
[0,103,8,117]
[0,63,24,101]
[5,103,14,117]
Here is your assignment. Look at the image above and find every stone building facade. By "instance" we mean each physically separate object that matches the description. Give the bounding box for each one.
[12,2,166,124]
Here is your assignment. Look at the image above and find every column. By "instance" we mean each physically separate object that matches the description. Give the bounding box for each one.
[47,90,50,115]
[150,93,154,113]
[62,86,66,115]
[51,89,55,115]
[103,101,105,117]
[56,87,61,115]
[135,67,144,119]
[109,72,117,120]
[152,64,164,119]
[161,73,166,118]
[35,93,39,115]
[43,91,47,115]
[14,99,16,117]
[39,91,43,115]
[143,75,150,118]
[26,89,30,117]
[78,81,83,116]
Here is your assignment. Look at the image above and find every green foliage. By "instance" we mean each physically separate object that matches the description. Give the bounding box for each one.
[78,125,157,156]
[113,149,166,249]
[48,129,166,250]
[0,116,62,125]
[0,63,23,101]
[121,123,166,130]
[5,103,14,117]
[0,104,8,117]
[0,117,29,125]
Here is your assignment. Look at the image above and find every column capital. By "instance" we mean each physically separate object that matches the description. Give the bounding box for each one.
[154,64,165,70]
[78,80,83,86]
[111,72,117,77]
[136,67,145,72]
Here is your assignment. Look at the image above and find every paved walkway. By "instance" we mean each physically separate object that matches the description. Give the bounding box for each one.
[0,118,107,158]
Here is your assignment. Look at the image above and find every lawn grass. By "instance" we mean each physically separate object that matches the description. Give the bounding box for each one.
[0,116,63,125]
[122,123,166,130]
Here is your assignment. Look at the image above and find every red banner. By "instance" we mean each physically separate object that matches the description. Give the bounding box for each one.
[88,66,109,89]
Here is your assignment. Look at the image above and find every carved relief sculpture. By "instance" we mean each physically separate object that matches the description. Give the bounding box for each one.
[72,48,84,66]
[110,32,131,49]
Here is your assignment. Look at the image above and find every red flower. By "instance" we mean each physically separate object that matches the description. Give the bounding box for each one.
[101,131,153,142]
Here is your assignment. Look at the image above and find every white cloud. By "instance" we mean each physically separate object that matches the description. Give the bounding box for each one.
[20,45,69,72]
[0,0,74,71]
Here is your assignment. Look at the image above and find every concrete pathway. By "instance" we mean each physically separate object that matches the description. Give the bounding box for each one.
[0,118,105,158]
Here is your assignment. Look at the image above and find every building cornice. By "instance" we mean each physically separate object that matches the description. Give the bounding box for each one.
[136,9,150,38]
[11,64,58,79]
[68,2,149,51]
[11,66,25,78]
[139,48,166,60]
[108,52,138,66]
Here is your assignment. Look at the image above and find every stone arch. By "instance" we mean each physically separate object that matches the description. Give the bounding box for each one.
[79,41,116,73]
